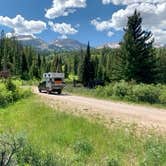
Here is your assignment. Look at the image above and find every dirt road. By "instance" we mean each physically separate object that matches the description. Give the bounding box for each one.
[34,88,166,132]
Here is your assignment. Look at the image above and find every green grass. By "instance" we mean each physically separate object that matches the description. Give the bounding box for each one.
[0,96,166,165]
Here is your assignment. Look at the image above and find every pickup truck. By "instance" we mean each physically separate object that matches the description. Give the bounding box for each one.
[38,72,65,94]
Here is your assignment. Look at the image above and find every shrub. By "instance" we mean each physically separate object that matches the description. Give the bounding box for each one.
[0,79,32,108]
[18,87,32,99]
[104,84,114,97]
[112,81,131,99]
[0,132,63,166]
[95,86,106,97]
[0,82,7,91]
[12,79,22,87]
[132,84,160,104]
[5,79,16,92]
[159,90,166,105]
[66,81,166,105]
[99,82,166,105]
[0,83,13,106]
[0,90,13,107]
[73,139,93,155]
[0,132,25,166]
[108,158,119,166]
[17,145,63,166]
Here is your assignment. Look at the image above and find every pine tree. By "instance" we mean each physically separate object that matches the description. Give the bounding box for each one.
[156,48,166,83]
[73,54,79,75]
[81,42,95,87]
[0,30,8,71]
[78,49,84,81]
[41,55,46,73]
[51,55,62,72]
[117,10,157,83]
[20,52,28,80]
[93,55,99,80]
[111,48,126,81]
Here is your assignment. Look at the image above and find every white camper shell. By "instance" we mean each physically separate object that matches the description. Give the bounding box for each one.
[43,72,64,79]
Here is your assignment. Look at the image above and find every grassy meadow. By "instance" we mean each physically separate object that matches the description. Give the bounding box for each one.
[0,96,166,166]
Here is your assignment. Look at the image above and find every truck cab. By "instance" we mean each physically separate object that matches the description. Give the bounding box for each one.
[38,72,65,94]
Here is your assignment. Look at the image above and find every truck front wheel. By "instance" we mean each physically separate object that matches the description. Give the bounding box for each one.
[47,90,51,94]
[57,89,62,95]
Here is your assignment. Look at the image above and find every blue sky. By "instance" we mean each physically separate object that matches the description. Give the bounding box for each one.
[0,0,166,46]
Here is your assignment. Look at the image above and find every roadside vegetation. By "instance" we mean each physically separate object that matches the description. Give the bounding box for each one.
[0,96,166,166]
[65,81,166,107]
[0,79,31,107]
[0,132,61,166]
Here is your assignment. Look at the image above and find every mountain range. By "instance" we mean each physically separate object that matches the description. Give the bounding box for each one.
[16,35,87,52]
[15,35,165,52]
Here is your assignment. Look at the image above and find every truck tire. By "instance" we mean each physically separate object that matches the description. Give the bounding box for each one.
[47,90,51,94]
[57,89,62,95]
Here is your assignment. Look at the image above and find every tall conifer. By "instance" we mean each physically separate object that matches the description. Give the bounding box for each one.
[118,10,157,83]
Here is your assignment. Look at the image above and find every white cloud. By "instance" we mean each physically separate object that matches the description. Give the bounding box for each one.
[107,31,114,37]
[0,15,46,37]
[91,0,166,44]
[6,32,13,38]
[151,28,166,45]
[45,0,86,19]
[102,0,166,5]
[48,21,78,39]
[91,18,112,31]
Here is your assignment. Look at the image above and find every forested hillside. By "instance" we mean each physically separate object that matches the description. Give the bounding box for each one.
[0,11,166,85]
